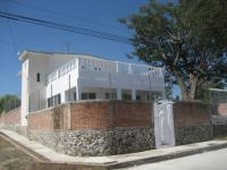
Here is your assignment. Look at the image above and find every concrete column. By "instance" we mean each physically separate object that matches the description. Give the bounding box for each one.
[76,85,81,100]
[132,89,136,100]
[117,88,122,100]
[61,91,65,103]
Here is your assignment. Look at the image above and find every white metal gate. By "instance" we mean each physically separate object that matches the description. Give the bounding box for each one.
[154,100,175,148]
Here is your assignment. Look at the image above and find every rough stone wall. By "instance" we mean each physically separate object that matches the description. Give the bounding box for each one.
[28,101,154,156]
[29,127,154,156]
[27,101,213,156]
[173,102,212,145]
[175,124,212,145]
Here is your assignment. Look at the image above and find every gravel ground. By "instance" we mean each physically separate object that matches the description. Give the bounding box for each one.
[0,136,38,170]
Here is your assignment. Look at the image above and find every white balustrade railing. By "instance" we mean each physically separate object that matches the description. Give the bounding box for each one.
[47,58,77,83]
[47,57,163,83]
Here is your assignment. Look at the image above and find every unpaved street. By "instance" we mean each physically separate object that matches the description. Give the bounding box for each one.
[0,136,37,170]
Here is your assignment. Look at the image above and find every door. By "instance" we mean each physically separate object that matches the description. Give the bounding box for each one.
[154,100,175,148]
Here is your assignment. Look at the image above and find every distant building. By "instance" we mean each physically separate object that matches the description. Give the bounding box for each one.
[208,88,227,103]
[19,50,165,126]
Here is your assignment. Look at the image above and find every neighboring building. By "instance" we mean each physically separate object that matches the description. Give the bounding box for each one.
[19,50,165,126]
[208,88,227,103]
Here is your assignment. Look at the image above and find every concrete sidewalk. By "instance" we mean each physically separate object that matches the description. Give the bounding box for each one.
[1,129,227,169]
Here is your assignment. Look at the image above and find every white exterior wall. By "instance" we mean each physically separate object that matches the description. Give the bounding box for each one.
[21,59,29,126]
[20,51,165,127]
[46,56,165,102]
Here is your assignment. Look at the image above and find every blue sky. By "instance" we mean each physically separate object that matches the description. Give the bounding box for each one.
[0,0,151,95]
[0,0,181,98]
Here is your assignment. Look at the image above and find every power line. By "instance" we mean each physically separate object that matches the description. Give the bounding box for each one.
[3,2,18,53]
[9,0,124,32]
[0,11,132,44]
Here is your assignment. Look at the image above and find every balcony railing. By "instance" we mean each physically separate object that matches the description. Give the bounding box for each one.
[47,58,77,83]
[47,57,163,84]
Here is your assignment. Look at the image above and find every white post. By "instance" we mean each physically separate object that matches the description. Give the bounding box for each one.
[61,91,65,103]
[76,85,81,100]
[117,88,122,100]
[132,89,136,100]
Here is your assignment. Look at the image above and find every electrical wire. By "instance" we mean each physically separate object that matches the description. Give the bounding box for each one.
[3,3,18,54]
[9,0,124,32]
[0,11,132,44]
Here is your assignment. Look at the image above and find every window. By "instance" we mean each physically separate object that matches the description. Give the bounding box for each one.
[47,94,61,107]
[105,93,110,99]
[123,94,132,100]
[105,93,116,100]
[136,95,141,101]
[81,93,96,100]
[89,93,96,99]
[81,93,88,100]
[47,98,53,107]
[37,73,40,82]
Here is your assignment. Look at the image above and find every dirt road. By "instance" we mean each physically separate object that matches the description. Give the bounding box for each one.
[0,136,37,170]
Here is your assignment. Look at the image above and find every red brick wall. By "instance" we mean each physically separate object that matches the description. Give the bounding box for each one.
[27,101,211,131]
[173,102,211,127]
[70,102,111,130]
[70,101,152,130]
[28,104,70,130]
[0,107,21,125]
[28,101,152,130]
[112,101,152,128]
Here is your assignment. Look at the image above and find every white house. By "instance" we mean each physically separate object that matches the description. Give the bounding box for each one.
[20,50,165,126]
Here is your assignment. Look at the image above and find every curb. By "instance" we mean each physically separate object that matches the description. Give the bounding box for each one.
[1,129,227,170]
[106,142,227,169]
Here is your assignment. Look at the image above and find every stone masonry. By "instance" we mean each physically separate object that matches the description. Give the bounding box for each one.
[1,100,213,156]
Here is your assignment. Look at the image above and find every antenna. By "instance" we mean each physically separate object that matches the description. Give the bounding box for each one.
[65,42,72,53]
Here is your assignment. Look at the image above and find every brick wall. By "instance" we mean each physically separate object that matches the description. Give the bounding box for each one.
[28,101,212,131]
[70,101,111,130]
[28,101,152,130]
[112,101,152,128]
[28,104,70,130]
[0,107,21,125]
[173,102,212,145]
[27,101,213,156]
[173,102,211,127]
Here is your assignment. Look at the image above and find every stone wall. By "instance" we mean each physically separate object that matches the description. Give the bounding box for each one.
[173,102,212,145]
[29,127,154,156]
[28,101,154,156]
[27,101,212,156]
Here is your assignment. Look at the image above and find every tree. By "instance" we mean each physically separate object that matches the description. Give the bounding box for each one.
[0,95,21,114]
[121,0,227,101]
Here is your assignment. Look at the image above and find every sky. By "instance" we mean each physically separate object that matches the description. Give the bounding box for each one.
[0,0,181,98]
[0,0,152,96]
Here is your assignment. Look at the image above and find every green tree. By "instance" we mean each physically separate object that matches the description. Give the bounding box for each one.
[121,0,227,101]
[0,95,21,114]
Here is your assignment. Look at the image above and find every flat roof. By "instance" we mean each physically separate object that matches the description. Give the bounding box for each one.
[18,50,163,69]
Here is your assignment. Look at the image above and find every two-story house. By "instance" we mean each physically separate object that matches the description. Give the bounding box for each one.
[20,50,165,126]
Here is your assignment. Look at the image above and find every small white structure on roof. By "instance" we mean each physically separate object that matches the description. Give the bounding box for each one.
[20,50,165,126]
